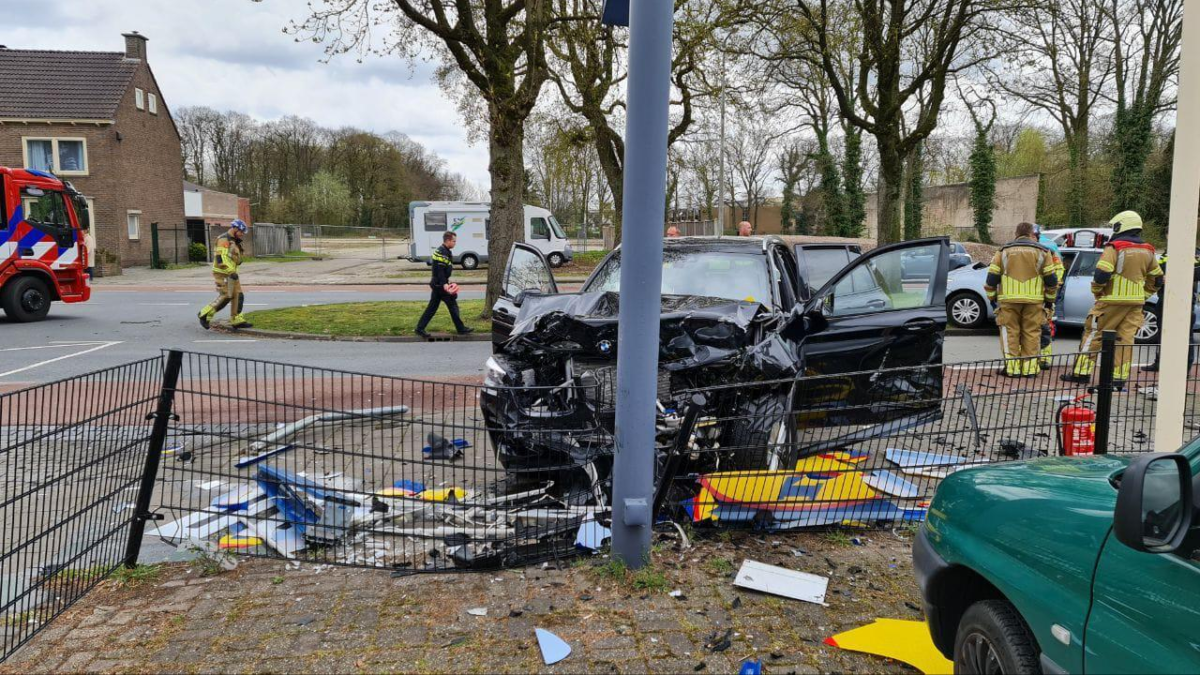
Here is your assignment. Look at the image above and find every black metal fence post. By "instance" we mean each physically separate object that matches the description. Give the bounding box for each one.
[150,222,161,269]
[123,350,184,567]
[1094,330,1118,455]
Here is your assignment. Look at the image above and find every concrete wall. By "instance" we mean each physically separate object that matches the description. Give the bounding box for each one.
[864,175,1040,242]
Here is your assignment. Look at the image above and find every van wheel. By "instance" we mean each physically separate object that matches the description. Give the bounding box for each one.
[953,600,1040,675]
[1,276,53,322]
[460,254,479,270]
[547,252,565,268]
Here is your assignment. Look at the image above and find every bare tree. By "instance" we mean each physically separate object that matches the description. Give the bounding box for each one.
[285,0,553,316]
[728,114,776,227]
[991,0,1112,227]
[765,0,997,244]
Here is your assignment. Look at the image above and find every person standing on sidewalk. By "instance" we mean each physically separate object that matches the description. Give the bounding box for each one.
[415,231,473,338]
[1063,211,1162,387]
[985,222,1059,377]
[198,220,251,330]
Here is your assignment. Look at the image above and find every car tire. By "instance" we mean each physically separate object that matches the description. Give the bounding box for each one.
[1,276,52,323]
[953,600,1041,675]
[724,394,791,471]
[1136,306,1160,344]
[460,254,479,270]
[547,252,565,268]
[947,292,988,329]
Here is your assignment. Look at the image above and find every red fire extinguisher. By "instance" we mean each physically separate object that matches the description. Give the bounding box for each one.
[1057,393,1095,456]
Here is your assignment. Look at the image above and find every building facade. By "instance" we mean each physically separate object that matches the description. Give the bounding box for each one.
[0,32,185,273]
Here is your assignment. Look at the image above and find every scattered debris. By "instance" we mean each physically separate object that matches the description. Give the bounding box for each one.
[575,517,612,553]
[467,607,488,617]
[733,560,828,606]
[824,619,952,675]
[738,659,763,675]
[669,590,686,600]
[704,628,733,653]
[535,628,572,665]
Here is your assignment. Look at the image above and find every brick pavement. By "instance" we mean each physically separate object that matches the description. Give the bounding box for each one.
[1,531,923,674]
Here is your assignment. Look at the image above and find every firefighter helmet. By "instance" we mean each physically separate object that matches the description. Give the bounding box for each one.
[230,219,248,233]
[1109,211,1143,234]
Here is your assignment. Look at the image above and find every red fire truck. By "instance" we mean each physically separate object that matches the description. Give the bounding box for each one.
[0,167,91,322]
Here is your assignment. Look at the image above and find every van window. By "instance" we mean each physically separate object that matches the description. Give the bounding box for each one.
[530,217,550,241]
[549,216,567,239]
[425,212,447,232]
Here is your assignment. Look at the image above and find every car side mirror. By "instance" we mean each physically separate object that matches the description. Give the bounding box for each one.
[1114,453,1194,554]
[779,301,828,341]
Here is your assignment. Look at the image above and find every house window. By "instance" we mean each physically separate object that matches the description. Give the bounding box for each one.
[127,210,141,240]
[148,93,158,115]
[135,88,145,110]
[22,137,88,176]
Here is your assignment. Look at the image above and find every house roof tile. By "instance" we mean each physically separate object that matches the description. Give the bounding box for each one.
[0,49,138,120]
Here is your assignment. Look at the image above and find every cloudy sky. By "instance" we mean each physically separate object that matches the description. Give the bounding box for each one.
[9,0,491,187]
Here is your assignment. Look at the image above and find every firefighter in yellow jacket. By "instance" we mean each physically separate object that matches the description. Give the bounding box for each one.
[198,220,252,330]
[985,222,1060,377]
[1062,211,1162,386]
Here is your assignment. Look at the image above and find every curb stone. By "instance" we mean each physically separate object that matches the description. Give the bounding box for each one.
[210,323,492,343]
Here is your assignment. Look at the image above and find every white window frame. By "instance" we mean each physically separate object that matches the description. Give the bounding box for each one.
[126,210,141,241]
[21,137,89,176]
[148,92,158,115]
[135,88,145,110]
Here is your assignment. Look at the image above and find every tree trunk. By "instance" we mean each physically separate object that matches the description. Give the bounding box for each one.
[876,139,904,245]
[1110,104,1155,215]
[592,129,624,240]
[484,107,527,319]
[903,146,924,241]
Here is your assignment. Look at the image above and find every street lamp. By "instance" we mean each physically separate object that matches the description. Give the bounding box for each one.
[603,0,674,569]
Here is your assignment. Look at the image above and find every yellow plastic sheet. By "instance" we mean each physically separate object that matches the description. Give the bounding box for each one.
[825,619,953,675]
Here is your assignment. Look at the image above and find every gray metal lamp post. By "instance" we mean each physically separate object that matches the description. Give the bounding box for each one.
[603,0,675,568]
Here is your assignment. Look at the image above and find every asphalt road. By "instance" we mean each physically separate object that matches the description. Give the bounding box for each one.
[0,286,1087,385]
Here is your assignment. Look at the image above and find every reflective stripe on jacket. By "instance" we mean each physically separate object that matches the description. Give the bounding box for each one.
[1092,239,1162,304]
[985,238,1059,304]
[212,234,241,276]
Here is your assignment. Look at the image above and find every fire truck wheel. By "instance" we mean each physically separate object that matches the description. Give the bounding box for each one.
[1,276,52,322]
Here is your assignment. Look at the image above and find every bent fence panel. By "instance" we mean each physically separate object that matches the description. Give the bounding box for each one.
[0,359,162,662]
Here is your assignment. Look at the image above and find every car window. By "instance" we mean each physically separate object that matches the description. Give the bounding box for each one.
[586,249,773,306]
[1071,252,1099,277]
[505,246,554,297]
[801,249,855,292]
[548,216,567,239]
[826,243,938,316]
[530,217,550,241]
[1074,231,1098,248]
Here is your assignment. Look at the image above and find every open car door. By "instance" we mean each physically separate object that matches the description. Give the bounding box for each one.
[795,237,949,426]
[491,242,558,349]
[793,244,861,300]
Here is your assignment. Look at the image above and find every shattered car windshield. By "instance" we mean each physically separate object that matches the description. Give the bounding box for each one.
[585,249,773,305]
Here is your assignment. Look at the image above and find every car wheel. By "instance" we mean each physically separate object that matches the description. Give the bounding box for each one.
[953,600,1040,675]
[1,276,52,323]
[460,254,479,270]
[547,252,565,268]
[1136,307,1160,344]
[724,394,791,471]
[948,292,987,329]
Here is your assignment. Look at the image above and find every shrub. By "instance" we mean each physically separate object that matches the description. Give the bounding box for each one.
[188,242,209,263]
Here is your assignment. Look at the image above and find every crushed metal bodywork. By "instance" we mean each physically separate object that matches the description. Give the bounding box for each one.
[482,292,806,498]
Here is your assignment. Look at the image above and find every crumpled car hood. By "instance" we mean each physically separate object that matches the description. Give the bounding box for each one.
[503,291,802,379]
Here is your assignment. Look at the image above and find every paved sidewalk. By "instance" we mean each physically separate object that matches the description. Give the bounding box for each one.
[3,531,923,674]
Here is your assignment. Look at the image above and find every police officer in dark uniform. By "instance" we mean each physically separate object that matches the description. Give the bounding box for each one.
[415,231,473,338]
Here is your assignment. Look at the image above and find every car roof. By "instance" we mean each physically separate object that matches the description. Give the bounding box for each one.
[614,235,782,255]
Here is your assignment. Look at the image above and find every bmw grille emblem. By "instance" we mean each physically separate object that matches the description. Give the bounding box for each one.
[597,340,613,354]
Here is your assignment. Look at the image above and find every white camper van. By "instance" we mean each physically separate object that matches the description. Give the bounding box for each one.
[408,201,573,269]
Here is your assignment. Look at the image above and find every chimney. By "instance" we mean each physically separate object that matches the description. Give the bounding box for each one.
[122,31,147,60]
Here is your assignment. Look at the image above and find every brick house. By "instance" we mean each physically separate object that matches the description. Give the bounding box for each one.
[0,32,185,273]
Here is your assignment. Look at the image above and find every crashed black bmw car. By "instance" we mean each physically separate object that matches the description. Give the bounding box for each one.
[481,236,950,497]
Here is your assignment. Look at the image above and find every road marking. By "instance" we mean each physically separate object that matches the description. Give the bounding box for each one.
[193,339,259,343]
[0,341,122,379]
[1,343,108,352]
